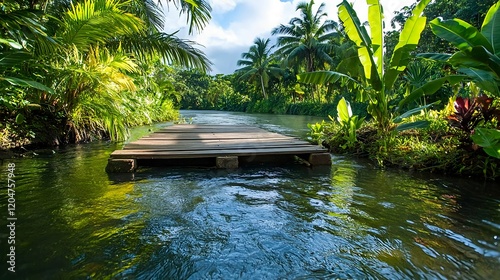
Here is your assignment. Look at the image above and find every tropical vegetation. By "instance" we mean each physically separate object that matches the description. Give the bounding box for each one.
[2,0,499,179]
[1,0,212,147]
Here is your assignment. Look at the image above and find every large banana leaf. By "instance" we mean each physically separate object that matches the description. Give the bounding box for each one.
[338,0,382,90]
[458,67,500,95]
[398,75,467,108]
[430,18,493,53]
[297,70,360,85]
[482,1,500,55]
[449,46,500,79]
[367,0,383,76]
[417,53,452,62]
[385,0,430,90]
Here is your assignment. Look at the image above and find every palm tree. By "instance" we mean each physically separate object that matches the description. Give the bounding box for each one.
[45,0,213,141]
[271,0,339,73]
[1,0,214,143]
[236,38,282,99]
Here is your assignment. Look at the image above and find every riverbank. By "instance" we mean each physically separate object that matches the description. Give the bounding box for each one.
[319,121,500,181]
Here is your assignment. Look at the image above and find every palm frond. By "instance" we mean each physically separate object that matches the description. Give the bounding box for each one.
[112,32,212,71]
[0,9,59,55]
[166,0,211,34]
[60,0,145,51]
[127,0,164,32]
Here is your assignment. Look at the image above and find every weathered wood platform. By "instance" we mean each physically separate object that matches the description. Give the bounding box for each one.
[106,124,331,172]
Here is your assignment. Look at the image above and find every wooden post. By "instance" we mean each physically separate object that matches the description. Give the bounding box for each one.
[216,156,238,169]
[106,158,137,173]
[308,153,331,166]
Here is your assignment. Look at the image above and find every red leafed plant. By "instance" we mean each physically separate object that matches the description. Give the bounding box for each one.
[448,95,500,134]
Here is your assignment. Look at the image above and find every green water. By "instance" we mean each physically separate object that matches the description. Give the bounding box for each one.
[1,110,499,279]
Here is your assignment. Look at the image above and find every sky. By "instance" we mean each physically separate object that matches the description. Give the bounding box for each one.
[163,0,417,75]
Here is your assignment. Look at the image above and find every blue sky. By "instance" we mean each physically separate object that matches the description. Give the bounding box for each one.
[163,0,417,75]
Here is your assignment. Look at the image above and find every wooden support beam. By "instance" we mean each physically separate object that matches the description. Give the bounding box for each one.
[106,159,136,173]
[216,156,239,169]
[308,153,332,166]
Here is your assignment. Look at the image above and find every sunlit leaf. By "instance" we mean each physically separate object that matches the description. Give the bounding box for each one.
[337,97,352,123]
[61,0,145,51]
[385,0,430,90]
[0,38,23,49]
[482,1,500,55]
[367,0,383,76]
[394,102,438,123]
[338,0,381,89]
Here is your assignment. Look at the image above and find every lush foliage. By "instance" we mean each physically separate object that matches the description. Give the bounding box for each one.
[1,0,212,147]
[391,0,498,54]
[335,97,364,149]
[471,128,500,159]
[299,0,431,132]
[447,96,500,134]
[3,0,500,180]
[415,1,500,97]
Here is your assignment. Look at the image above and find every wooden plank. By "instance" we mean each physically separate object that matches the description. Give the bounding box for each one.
[142,133,291,140]
[158,125,267,132]
[156,127,265,133]
[110,146,326,159]
[123,142,315,151]
[126,138,307,145]
[126,138,296,145]
[125,138,310,146]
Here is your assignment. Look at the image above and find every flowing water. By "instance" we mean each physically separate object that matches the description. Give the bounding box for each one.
[1,110,499,279]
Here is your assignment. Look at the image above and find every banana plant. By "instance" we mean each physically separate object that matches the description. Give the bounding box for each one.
[336,97,364,149]
[407,1,500,104]
[298,0,431,132]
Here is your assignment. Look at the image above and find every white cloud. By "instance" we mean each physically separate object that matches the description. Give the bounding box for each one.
[162,0,416,74]
[209,0,237,14]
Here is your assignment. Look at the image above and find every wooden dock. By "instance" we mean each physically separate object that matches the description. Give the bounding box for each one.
[106,124,331,172]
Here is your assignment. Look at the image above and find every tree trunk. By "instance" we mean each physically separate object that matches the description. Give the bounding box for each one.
[260,76,267,99]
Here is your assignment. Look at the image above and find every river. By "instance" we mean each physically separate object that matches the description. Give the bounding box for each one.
[1,110,499,279]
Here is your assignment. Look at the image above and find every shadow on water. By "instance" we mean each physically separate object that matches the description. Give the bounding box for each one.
[0,110,499,279]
